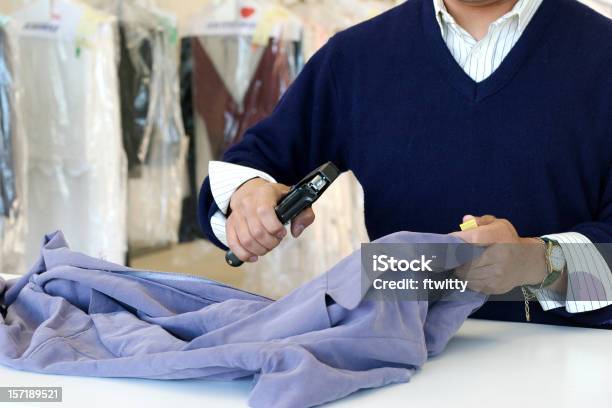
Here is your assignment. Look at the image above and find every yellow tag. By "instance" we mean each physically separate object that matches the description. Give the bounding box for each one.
[75,8,104,53]
[460,219,478,231]
[252,6,290,46]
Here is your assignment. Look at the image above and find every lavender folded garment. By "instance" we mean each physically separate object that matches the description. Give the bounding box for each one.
[0,231,485,408]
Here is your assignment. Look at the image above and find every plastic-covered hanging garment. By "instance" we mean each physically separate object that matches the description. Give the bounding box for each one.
[0,23,27,275]
[177,38,204,242]
[101,1,188,251]
[122,23,188,250]
[191,35,302,188]
[118,24,154,177]
[176,0,303,243]
[0,30,16,219]
[13,1,127,266]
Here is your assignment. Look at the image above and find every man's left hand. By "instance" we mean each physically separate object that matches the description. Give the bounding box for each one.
[451,215,548,295]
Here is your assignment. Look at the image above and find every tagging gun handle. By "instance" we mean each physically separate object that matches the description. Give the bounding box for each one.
[225,162,340,267]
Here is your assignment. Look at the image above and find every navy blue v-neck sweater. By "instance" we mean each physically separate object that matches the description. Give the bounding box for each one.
[199,0,612,327]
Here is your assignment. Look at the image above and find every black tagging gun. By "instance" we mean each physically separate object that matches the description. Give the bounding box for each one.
[225,162,340,267]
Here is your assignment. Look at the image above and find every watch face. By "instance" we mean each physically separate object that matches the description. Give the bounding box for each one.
[550,245,566,271]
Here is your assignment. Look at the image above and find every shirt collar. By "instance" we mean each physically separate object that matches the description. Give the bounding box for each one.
[433,0,542,36]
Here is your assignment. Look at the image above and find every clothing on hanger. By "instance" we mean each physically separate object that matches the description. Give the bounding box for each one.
[184,0,302,189]
[192,35,297,165]
[97,0,188,250]
[0,23,26,275]
[118,23,155,176]
[174,0,302,243]
[177,38,204,242]
[11,0,127,266]
[0,230,486,408]
[0,29,16,219]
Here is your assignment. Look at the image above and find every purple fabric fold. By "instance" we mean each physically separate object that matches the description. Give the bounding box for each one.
[0,231,485,408]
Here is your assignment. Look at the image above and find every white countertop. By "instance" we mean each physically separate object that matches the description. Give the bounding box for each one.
[1,273,610,407]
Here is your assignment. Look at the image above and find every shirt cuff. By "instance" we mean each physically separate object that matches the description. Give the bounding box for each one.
[209,161,277,214]
[210,210,229,247]
[534,232,612,313]
[208,161,277,247]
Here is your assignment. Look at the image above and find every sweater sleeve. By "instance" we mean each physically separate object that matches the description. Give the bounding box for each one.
[569,164,612,272]
[546,164,612,325]
[198,40,347,249]
[570,165,612,244]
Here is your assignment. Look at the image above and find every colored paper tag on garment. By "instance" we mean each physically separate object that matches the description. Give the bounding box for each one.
[160,16,178,45]
[241,7,256,18]
[252,6,290,46]
[75,8,104,56]
[148,5,179,46]
[460,219,478,231]
[76,7,104,41]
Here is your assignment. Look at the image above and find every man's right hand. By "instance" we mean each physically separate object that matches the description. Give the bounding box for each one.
[226,178,316,263]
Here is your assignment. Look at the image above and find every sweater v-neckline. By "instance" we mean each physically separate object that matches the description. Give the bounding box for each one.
[419,0,558,102]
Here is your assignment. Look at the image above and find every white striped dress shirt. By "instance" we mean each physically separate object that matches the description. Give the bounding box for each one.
[433,0,543,82]
[207,0,612,313]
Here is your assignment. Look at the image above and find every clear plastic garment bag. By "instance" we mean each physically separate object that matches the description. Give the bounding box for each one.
[90,0,188,251]
[185,0,303,187]
[12,0,127,266]
[0,21,27,275]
